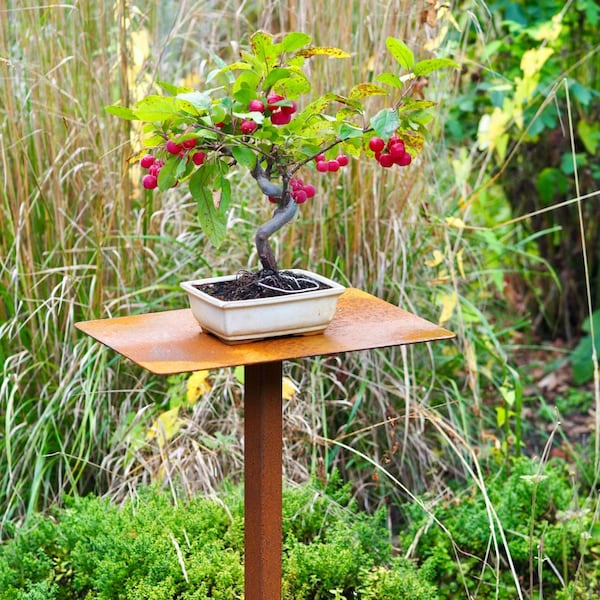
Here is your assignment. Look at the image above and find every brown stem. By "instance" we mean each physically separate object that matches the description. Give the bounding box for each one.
[255,196,298,271]
[251,161,298,271]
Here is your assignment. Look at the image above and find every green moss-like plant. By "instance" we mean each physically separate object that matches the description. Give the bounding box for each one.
[0,482,438,600]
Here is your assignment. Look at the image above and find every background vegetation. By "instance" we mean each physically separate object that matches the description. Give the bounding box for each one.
[1,0,599,598]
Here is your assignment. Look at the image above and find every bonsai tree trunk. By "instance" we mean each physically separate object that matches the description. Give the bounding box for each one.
[251,161,298,272]
[255,198,298,271]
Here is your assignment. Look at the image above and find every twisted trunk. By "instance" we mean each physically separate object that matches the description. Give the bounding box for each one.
[251,161,298,271]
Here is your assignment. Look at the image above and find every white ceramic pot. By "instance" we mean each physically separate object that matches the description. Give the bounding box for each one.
[181,269,346,343]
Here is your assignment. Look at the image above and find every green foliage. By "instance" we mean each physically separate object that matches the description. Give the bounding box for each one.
[445,0,600,335]
[0,483,438,600]
[401,457,597,599]
[569,308,600,384]
[110,30,457,252]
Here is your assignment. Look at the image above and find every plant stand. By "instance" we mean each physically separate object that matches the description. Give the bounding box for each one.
[76,288,454,600]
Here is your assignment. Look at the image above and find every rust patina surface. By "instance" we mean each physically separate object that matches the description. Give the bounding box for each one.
[75,288,454,374]
[75,287,454,600]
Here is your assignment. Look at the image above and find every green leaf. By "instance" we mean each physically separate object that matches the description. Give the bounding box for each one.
[105,104,138,120]
[413,57,459,76]
[219,61,254,73]
[282,32,311,52]
[536,167,568,203]
[263,68,292,90]
[176,91,213,112]
[375,72,404,88]
[577,119,600,155]
[349,83,387,99]
[231,145,256,169]
[370,109,400,139]
[189,163,227,249]
[251,31,275,55]
[156,80,182,95]
[272,72,311,97]
[338,122,364,140]
[157,156,181,191]
[385,37,414,70]
[570,335,595,385]
[133,96,180,122]
[397,99,437,113]
[250,31,282,67]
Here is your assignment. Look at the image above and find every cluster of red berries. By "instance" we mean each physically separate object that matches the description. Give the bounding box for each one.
[140,140,207,190]
[368,135,412,168]
[243,92,298,132]
[314,153,350,173]
[268,176,315,205]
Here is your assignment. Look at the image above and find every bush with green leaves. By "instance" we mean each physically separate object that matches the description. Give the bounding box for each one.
[400,456,598,598]
[0,481,438,600]
[446,0,600,336]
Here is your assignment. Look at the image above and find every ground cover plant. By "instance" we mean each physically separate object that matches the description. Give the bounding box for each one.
[1,0,599,598]
[0,481,439,600]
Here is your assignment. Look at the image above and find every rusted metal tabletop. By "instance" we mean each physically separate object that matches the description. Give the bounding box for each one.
[76,287,453,600]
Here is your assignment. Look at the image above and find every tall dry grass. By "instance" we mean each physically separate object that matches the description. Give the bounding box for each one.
[0,0,456,524]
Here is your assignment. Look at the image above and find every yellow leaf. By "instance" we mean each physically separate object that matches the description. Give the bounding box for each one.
[297,46,351,59]
[146,407,181,447]
[425,249,445,268]
[445,216,465,230]
[520,47,554,78]
[456,248,466,279]
[438,292,457,325]
[531,14,562,42]
[186,370,211,404]
[282,377,298,400]
[464,339,478,391]
[477,106,510,156]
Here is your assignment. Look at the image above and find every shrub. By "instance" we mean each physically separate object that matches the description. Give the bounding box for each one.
[401,456,597,598]
[0,482,438,600]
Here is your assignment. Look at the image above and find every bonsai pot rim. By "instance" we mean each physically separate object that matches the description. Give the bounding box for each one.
[181,269,346,344]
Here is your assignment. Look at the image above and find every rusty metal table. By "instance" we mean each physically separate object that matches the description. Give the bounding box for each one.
[76,288,453,600]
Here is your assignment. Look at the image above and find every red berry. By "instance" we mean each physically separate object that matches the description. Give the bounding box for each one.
[388,134,402,147]
[166,140,183,154]
[327,159,340,172]
[316,161,328,173]
[378,153,394,168]
[248,99,265,112]
[281,100,297,115]
[369,137,385,152]
[240,119,258,134]
[336,154,349,167]
[315,153,326,162]
[394,151,412,166]
[303,184,316,198]
[266,93,285,110]
[140,154,155,169]
[142,174,158,189]
[182,138,197,149]
[148,161,163,177]
[293,189,308,204]
[268,196,279,204]
[289,177,303,191]
[389,141,406,158]
[270,110,292,125]
[192,151,206,166]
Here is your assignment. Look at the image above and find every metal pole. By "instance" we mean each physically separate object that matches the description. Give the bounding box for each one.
[244,361,283,600]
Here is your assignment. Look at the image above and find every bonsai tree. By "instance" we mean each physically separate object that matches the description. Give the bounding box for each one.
[108,31,456,279]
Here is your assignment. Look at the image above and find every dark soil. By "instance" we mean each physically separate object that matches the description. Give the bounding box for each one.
[195,270,330,301]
